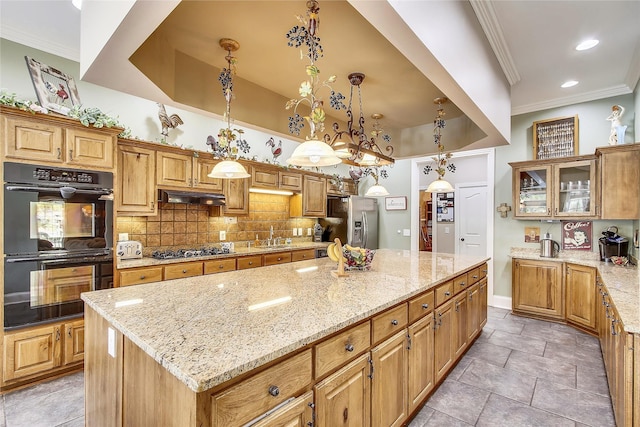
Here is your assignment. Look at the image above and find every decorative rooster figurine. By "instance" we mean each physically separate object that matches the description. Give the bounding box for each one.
[157,103,184,138]
[265,137,283,163]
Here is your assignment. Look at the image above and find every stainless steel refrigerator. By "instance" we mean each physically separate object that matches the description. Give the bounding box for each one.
[320,196,379,249]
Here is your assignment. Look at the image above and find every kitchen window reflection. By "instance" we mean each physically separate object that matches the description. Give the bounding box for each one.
[30,201,96,249]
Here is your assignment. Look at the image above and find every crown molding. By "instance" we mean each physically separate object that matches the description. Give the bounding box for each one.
[469,0,520,86]
[512,84,633,116]
[1,24,79,62]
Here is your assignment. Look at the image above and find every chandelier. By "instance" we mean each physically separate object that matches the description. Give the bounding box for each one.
[425,97,455,193]
[208,38,251,179]
[327,72,395,167]
[285,0,345,167]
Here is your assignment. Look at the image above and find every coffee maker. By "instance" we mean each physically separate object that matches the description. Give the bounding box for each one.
[598,226,629,261]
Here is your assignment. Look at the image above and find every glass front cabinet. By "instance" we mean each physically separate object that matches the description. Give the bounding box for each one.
[511,156,597,219]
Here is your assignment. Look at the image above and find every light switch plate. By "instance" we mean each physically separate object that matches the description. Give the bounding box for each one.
[219,230,226,241]
[305,228,310,236]
[107,327,116,358]
[403,229,410,236]
[293,228,298,236]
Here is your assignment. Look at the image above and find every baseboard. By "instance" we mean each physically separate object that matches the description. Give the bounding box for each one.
[490,295,512,311]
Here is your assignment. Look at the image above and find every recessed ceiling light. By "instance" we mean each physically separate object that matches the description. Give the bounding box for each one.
[561,80,579,88]
[576,39,599,51]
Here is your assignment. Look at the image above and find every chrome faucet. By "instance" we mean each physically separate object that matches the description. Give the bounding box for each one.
[268,225,274,246]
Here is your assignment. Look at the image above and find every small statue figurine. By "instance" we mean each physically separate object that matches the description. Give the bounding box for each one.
[606,104,626,145]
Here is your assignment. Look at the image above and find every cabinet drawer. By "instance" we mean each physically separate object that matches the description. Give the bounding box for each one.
[372,304,408,345]
[204,258,237,275]
[435,281,454,307]
[263,252,292,266]
[408,290,434,323]
[237,255,263,270]
[210,349,312,427]
[478,263,488,280]
[278,171,302,191]
[315,321,371,379]
[453,273,469,295]
[163,261,203,280]
[468,267,482,284]
[291,249,315,262]
[119,267,163,286]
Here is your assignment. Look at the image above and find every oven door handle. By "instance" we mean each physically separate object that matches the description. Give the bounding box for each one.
[5,185,112,195]
[6,253,111,263]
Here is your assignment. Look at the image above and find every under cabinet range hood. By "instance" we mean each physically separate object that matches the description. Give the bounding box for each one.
[158,189,226,206]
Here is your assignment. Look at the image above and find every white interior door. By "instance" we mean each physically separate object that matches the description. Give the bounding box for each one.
[456,184,488,256]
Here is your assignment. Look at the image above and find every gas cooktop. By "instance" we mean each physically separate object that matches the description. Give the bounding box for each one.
[151,247,231,260]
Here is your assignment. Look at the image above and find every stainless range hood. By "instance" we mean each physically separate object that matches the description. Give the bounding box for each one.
[158,189,226,206]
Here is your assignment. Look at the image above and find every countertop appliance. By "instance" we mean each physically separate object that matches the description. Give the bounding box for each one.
[598,226,629,262]
[321,196,379,249]
[540,233,559,258]
[116,240,143,260]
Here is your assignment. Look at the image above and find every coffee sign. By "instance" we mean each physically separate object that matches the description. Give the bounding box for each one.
[561,221,592,251]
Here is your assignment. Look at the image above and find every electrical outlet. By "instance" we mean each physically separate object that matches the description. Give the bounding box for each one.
[403,229,410,236]
[305,228,309,236]
[293,228,298,236]
[219,230,226,241]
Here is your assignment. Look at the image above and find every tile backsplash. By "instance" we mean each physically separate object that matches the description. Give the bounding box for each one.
[116,193,317,255]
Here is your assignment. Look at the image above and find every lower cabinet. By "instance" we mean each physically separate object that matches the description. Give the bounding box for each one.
[512,258,564,319]
[2,319,83,386]
[565,263,597,332]
[434,299,454,383]
[467,283,480,341]
[453,292,468,360]
[407,314,434,414]
[315,353,371,427]
[479,279,488,329]
[251,390,314,427]
[370,330,408,427]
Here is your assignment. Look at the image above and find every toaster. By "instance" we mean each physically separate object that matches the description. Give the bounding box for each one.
[116,240,143,260]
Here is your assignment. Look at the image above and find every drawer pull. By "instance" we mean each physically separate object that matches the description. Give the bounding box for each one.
[140,275,146,279]
[472,275,479,279]
[57,147,62,159]
[460,281,466,287]
[391,319,398,326]
[249,261,253,265]
[444,291,451,296]
[182,269,187,273]
[343,408,349,421]
[277,257,282,261]
[268,385,280,397]
[345,343,354,352]
[219,265,224,269]
[422,303,429,310]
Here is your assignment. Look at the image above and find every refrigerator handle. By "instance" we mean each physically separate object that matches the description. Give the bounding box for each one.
[362,211,368,248]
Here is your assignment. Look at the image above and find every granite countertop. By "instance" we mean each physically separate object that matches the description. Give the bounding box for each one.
[84,249,488,393]
[510,248,640,334]
[117,241,330,269]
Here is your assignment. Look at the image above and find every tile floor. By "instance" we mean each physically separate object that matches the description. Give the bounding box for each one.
[0,307,615,427]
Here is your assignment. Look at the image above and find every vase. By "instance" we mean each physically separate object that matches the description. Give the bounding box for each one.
[616,125,627,145]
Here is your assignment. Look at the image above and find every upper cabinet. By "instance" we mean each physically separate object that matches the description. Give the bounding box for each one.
[224,164,251,216]
[510,155,597,219]
[251,165,303,192]
[597,144,640,220]
[117,141,157,215]
[290,175,327,217]
[156,149,223,192]
[327,178,358,197]
[2,107,118,170]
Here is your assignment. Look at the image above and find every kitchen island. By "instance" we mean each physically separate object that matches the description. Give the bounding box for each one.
[83,249,489,426]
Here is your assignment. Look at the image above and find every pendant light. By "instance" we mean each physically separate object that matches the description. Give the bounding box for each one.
[364,167,389,197]
[208,38,250,179]
[425,97,455,193]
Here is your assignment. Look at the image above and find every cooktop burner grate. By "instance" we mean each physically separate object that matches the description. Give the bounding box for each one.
[151,247,230,259]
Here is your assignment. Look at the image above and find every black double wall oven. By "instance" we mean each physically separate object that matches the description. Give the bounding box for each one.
[3,162,114,330]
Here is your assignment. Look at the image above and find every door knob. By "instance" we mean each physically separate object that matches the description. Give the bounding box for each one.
[460,238,465,241]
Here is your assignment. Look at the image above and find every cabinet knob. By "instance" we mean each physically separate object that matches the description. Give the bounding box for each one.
[391,319,399,326]
[422,303,429,310]
[460,282,466,287]
[249,261,253,265]
[277,257,282,261]
[444,291,451,296]
[140,275,146,279]
[182,269,187,273]
[345,343,354,352]
[472,275,478,279]
[268,385,280,397]
[219,264,224,269]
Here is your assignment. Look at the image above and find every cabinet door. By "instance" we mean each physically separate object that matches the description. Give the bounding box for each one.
[64,320,84,365]
[163,261,203,280]
[467,283,480,342]
[599,145,640,219]
[408,315,434,414]
[478,279,488,329]
[434,299,454,383]
[3,324,62,381]
[252,167,279,188]
[156,151,193,188]
[371,330,408,427]
[512,259,564,319]
[251,391,314,427]
[314,353,370,427]
[513,165,552,218]
[302,175,327,217]
[553,159,597,217]
[3,116,64,163]
[453,292,468,359]
[565,263,597,332]
[278,171,302,191]
[193,158,224,191]
[65,128,114,169]
[118,144,157,214]
[224,168,251,215]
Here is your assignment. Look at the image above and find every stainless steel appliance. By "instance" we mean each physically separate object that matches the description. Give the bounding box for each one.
[321,196,379,249]
[3,162,114,329]
[598,226,629,262]
[116,240,143,260]
[540,233,559,258]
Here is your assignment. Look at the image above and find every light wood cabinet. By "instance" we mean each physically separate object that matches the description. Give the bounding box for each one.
[479,279,488,329]
[278,171,302,191]
[597,143,640,219]
[467,283,480,341]
[371,330,408,427]
[314,322,370,379]
[237,255,263,270]
[2,111,117,170]
[156,150,225,192]
[291,248,315,262]
[251,390,314,427]
[372,304,408,346]
[193,157,225,191]
[204,258,236,274]
[163,261,203,280]
[119,266,163,286]
[117,143,157,215]
[565,263,597,332]
[433,299,454,383]
[263,252,292,266]
[63,320,85,365]
[327,178,357,196]
[210,349,312,427]
[251,166,279,189]
[314,353,370,427]
[290,175,327,217]
[408,290,434,324]
[452,291,468,360]
[512,259,564,320]
[224,170,251,215]
[510,156,597,219]
[407,313,434,414]
[434,280,454,307]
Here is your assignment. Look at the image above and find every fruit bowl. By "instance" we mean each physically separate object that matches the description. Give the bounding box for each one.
[343,247,375,271]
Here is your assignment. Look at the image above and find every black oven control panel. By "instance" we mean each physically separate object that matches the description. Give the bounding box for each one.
[33,167,98,184]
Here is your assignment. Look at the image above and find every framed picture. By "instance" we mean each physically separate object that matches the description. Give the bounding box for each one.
[533,115,579,160]
[385,196,407,211]
[524,226,540,243]
[561,220,592,251]
[25,56,81,115]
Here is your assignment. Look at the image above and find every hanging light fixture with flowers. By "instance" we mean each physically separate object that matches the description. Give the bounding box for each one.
[424,97,455,193]
[363,166,390,197]
[207,38,251,179]
[285,0,346,167]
